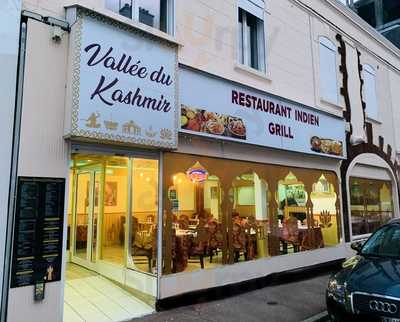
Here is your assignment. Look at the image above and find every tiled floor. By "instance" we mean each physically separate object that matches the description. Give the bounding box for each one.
[64,264,154,322]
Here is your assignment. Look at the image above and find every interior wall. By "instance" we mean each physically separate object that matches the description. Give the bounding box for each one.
[8,19,69,322]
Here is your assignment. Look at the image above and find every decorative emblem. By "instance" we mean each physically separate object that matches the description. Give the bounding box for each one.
[160,128,173,140]
[85,112,101,128]
[319,210,333,228]
[186,162,209,183]
[145,126,157,138]
[123,121,141,135]
[104,120,118,131]
[369,300,397,314]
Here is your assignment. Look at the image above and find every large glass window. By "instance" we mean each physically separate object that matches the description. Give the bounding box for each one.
[130,158,159,273]
[105,0,174,35]
[350,177,394,237]
[101,157,128,266]
[162,153,341,275]
[69,154,159,275]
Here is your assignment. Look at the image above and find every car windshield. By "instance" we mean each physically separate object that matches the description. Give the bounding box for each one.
[361,224,400,259]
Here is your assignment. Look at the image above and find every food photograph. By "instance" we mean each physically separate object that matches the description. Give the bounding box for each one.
[181,105,247,140]
[310,136,343,157]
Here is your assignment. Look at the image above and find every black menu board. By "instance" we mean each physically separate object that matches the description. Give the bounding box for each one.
[11,177,65,288]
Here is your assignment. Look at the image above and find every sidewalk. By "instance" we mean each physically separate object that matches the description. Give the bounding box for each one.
[130,273,333,322]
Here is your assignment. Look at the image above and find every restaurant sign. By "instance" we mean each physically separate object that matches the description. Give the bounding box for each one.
[67,9,178,148]
[180,68,346,159]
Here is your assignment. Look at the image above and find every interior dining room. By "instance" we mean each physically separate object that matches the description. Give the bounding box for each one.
[162,152,341,275]
[64,154,159,322]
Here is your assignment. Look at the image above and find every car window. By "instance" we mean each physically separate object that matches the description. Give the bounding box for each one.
[362,224,400,258]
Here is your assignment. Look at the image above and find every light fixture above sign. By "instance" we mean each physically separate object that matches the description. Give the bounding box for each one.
[186,162,209,183]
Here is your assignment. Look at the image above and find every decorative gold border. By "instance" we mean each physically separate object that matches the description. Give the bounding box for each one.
[70,8,178,149]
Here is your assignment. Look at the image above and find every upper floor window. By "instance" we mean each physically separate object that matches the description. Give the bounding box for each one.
[319,37,338,104]
[105,0,175,35]
[237,0,266,73]
[362,64,378,120]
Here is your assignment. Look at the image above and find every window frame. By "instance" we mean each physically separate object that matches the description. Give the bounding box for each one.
[318,36,339,106]
[362,64,379,121]
[105,0,176,36]
[237,1,267,74]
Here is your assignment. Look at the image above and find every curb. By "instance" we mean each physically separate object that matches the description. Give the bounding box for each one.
[302,311,330,322]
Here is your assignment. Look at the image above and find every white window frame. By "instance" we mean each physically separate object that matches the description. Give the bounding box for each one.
[237,1,266,73]
[318,36,339,105]
[362,64,379,121]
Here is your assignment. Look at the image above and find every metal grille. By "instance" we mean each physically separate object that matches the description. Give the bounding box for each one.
[353,293,400,318]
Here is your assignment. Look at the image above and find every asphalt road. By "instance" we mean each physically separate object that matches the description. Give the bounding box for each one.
[131,273,332,322]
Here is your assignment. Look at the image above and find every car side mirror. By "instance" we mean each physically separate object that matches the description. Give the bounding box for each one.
[351,241,363,253]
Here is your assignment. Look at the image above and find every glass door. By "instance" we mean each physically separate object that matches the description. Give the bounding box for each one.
[68,153,160,299]
[100,157,129,267]
[72,166,103,269]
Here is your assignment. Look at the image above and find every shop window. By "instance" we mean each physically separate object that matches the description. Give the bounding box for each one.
[362,64,379,120]
[68,155,160,276]
[162,153,341,275]
[167,163,224,272]
[350,177,394,237]
[319,37,338,104]
[310,175,340,247]
[101,157,129,266]
[238,1,266,72]
[276,172,312,254]
[130,159,159,274]
[231,173,269,262]
[105,0,175,35]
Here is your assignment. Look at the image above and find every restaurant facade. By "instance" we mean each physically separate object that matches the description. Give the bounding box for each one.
[3,0,400,321]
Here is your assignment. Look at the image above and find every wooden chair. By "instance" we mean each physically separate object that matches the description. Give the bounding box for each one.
[131,217,153,272]
[178,214,190,229]
[244,217,258,260]
[281,216,300,253]
[188,222,209,269]
[232,222,247,262]
[300,228,324,251]
[208,220,224,263]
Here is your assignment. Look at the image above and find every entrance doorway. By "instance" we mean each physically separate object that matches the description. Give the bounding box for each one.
[65,153,159,321]
[72,165,103,269]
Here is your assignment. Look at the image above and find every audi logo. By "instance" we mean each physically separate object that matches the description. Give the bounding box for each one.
[369,300,398,314]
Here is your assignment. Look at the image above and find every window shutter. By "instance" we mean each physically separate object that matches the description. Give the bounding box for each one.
[363,67,378,120]
[238,0,264,20]
[319,41,338,104]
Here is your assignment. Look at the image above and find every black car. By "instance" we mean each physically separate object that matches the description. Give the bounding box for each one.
[326,219,400,322]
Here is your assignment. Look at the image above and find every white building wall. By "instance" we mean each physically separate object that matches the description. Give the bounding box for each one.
[9,0,400,314]
[0,0,22,315]
[19,1,400,155]
[7,19,69,322]
[389,72,400,154]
